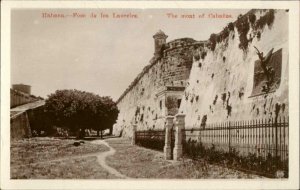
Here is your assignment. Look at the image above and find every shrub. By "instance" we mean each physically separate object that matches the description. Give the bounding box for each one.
[248,12,256,26]
[266,10,275,26]
[255,9,275,30]
[238,34,249,50]
[183,141,288,178]
[209,33,217,51]
[228,22,234,31]
[236,14,250,50]
[220,27,230,41]
[216,35,222,43]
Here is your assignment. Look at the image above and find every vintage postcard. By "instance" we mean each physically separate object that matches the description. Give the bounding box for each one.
[1,1,299,190]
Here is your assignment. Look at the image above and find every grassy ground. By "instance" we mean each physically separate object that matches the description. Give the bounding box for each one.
[11,156,116,179]
[11,137,113,179]
[106,138,264,179]
[11,137,265,179]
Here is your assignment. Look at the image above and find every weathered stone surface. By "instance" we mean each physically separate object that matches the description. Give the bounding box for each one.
[113,35,202,137]
[173,114,185,161]
[180,10,288,130]
[114,10,289,139]
[164,116,174,160]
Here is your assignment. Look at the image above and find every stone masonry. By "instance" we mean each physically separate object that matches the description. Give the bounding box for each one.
[113,30,206,137]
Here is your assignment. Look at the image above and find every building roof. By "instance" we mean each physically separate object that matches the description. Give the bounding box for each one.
[10,100,45,118]
[12,84,31,87]
[153,30,168,38]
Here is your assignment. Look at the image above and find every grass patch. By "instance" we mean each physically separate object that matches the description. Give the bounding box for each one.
[11,137,109,166]
[106,138,169,178]
[11,137,110,179]
[106,138,264,179]
[11,156,116,179]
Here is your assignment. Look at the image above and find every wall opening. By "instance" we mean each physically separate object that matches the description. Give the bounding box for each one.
[177,98,182,108]
[159,100,162,110]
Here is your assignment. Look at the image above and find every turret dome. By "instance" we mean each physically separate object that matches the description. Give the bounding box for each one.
[153,30,168,38]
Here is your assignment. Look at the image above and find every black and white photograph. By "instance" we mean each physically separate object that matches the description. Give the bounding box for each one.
[1,1,299,190]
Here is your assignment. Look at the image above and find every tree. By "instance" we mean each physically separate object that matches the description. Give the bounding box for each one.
[44,89,119,138]
[92,96,119,137]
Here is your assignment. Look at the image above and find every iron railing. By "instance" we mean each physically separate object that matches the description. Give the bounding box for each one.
[182,116,289,177]
[135,129,165,151]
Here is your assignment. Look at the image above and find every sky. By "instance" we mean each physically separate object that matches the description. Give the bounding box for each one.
[11,9,249,101]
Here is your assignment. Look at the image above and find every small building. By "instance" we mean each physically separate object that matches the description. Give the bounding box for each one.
[12,84,31,94]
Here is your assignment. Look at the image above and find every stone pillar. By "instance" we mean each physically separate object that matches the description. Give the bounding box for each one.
[164,116,174,160]
[173,114,185,161]
[131,124,137,145]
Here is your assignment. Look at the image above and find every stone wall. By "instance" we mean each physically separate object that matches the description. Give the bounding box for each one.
[114,9,289,138]
[10,89,42,108]
[114,38,201,137]
[179,9,289,128]
[11,112,32,140]
[11,100,46,140]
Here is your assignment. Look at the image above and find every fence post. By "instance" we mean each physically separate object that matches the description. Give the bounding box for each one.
[275,118,278,158]
[132,124,137,145]
[164,116,174,160]
[228,121,231,153]
[173,114,185,161]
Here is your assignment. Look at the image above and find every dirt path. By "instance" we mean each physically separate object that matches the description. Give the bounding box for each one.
[91,140,129,179]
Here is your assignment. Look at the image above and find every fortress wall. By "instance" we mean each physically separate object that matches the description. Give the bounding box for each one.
[10,89,41,108]
[179,10,289,129]
[113,40,198,137]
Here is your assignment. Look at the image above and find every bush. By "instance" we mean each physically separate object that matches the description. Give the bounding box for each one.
[236,14,250,50]
[220,27,230,41]
[228,22,234,31]
[182,140,288,178]
[255,9,275,30]
[248,12,256,26]
[209,33,217,51]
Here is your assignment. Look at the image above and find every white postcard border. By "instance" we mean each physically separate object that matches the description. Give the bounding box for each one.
[1,1,299,189]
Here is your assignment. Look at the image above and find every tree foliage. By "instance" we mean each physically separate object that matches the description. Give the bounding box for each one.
[44,89,119,135]
[208,33,217,51]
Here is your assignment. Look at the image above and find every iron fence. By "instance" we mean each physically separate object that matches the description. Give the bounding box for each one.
[135,129,165,151]
[182,116,289,177]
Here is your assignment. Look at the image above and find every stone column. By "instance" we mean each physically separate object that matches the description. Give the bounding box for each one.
[164,116,174,160]
[131,124,137,145]
[173,114,185,161]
